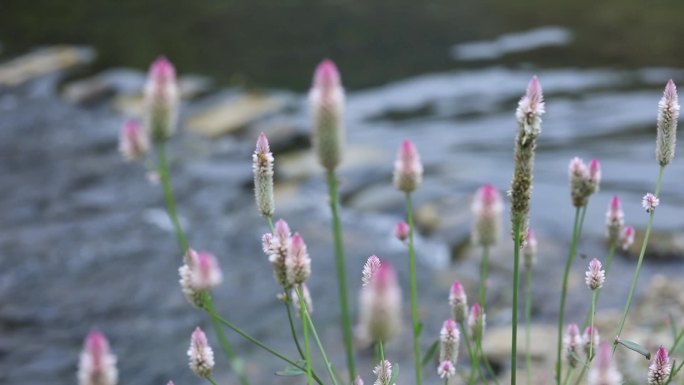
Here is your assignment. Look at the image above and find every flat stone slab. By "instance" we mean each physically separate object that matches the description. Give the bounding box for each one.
[0,46,95,87]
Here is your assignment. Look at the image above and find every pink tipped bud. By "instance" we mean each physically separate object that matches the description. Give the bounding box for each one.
[274,219,291,244]
[78,330,118,385]
[471,184,503,246]
[523,228,538,269]
[656,80,679,166]
[167,382,174,385]
[393,139,423,193]
[362,255,382,287]
[437,360,457,379]
[261,233,273,254]
[589,343,622,385]
[621,226,635,250]
[585,258,605,290]
[468,303,486,341]
[144,56,179,141]
[286,233,311,285]
[439,319,460,370]
[588,159,601,193]
[569,157,593,207]
[449,281,468,323]
[188,327,214,378]
[309,59,345,171]
[606,196,625,244]
[516,75,545,137]
[291,283,313,316]
[642,193,660,213]
[394,221,410,242]
[252,132,275,217]
[648,346,672,385]
[119,120,149,161]
[372,360,394,385]
[191,251,223,290]
[353,375,364,385]
[357,261,402,345]
[265,219,291,289]
[564,323,582,368]
[582,326,600,356]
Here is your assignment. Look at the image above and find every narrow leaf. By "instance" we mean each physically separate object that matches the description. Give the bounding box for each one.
[275,363,306,376]
[422,340,439,367]
[616,339,651,359]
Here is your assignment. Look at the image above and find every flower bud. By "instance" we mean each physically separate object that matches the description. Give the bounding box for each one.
[354,375,364,385]
[656,80,679,167]
[449,280,468,323]
[119,120,149,161]
[605,196,624,245]
[393,139,423,193]
[642,193,659,213]
[471,184,503,246]
[373,360,394,385]
[516,75,545,138]
[620,226,635,250]
[648,346,672,385]
[188,327,214,378]
[144,56,179,142]
[438,360,456,379]
[179,249,222,308]
[438,319,460,379]
[585,258,605,290]
[587,159,601,193]
[357,261,402,345]
[564,323,581,368]
[522,228,538,270]
[394,221,409,242]
[309,59,345,171]
[582,326,600,357]
[291,283,313,316]
[362,255,381,287]
[252,132,275,217]
[588,342,622,385]
[286,233,311,285]
[78,330,118,385]
[262,219,291,289]
[569,157,591,207]
[468,303,486,342]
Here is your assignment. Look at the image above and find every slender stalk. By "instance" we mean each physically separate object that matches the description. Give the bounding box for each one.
[207,376,219,385]
[525,267,533,385]
[379,338,385,361]
[284,301,306,360]
[574,292,598,385]
[511,216,523,385]
[298,285,313,385]
[576,205,588,240]
[325,170,355,381]
[460,320,479,384]
[480,246,490,311]
[556,208,582,385]
[405,192,423,385]
[482,353,502,385]
[614,165,665,349]
[297,285,340,385]
[561,367,574,385]
[266,216,275,233]
[210,314,250,385]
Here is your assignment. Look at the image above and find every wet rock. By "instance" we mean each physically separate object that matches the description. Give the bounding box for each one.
[0,46,95,87]
[624,228,684,261]
[415,203,441,235]
[61,68,144,104]
[482,324,556,363]
[278,146,389,182]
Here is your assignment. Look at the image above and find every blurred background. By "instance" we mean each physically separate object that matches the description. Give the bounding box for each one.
[1,1,684,384]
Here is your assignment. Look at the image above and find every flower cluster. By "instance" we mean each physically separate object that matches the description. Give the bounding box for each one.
[568,157,600,207]
[179,249,223,308]
[357,257,402,345]
[78,330,118,385]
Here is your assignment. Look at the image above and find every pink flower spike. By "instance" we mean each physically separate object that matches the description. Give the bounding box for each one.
[657,79,679,166]
[253,132,275,217]
[285,232,311,285]
[582,326,600,356]
[472,184,503,246]
[621,226,635,250]
[515,75,546,135]
[78,330,118,385]
[188,327,214,378]
[569,157,588,180]
[468,303,486,341]
[606,195,625,243]
[119,120,149,161]
[309,59,345,171]
[144,56,179,141]
[373,360,393,385]
[642,193,660,213]
[274,219,291,244]
[167,382,175,385]
[393,139,424,193]
[438,360,456,379]
[362,255,382,286]
[648,346,672,385]
[394,221,409,242]
[353,375,364,385]
[357,261,402,345]
[588,159,601,192]
[589,342,622,385]
[564,324,582,368]
[149,56,176,82]
[449,280,468,323]
[191,251,223,290]
[585,258,605,290]
[439,319,460,368]
[314,59,341,90]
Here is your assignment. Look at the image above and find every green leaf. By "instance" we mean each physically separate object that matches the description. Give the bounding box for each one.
[422,340,439,367]
[616,339,651,359]
[275,363,306,376]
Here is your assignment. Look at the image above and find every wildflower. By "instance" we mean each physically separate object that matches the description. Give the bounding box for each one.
[357,261,402,345]
[564,324,582,368]
[656,80,679,167]
[605,196,624,245]
[362,255,382,287]
[188,327,214,378]
[252,132,275,218]
[588,159,601,193]
[522,228,538,270]
[119,120,149,161]
[179,249,222,308]
[438,319,460,379]
[582,326,600,357]
[642,193,659,213]
[437,360,456,379]
[585,258,605,290]
[354,375,364,385]
[262,219,291,289]
[471,184,503,247]
[78,330,118,385]
[449,280,468,323]
[394,221,409,242]
[569,157,592,207]
[291,283,313,316]
[620,226,635,250]
[373,360,395,385]
[144,56,179,142]
[309,59,345,171]
[648,346,672,385]
[468,303,486,342]
[285,233,311,285]
[588,342,622,385]
[393,139,423,193]
[510,76,545,234]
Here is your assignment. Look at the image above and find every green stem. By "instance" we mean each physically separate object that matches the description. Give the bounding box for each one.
[210,313,250,385]
[574,292,598,385]
[405,192,423,385]
[556,207,582,385]
[155,141,189,253]
[298,285,313,385]
[561,367,574,385]
[525,267,533,385]
[207,376,220,385]
[482,352,502,385]
[480,246,490,311]
[326,170,355,381]
[512,216,523,385]
[266,216,275,233]
[577,205,588,240]
[297,285,340,385]
[285,301,306,360]
[460,320,479,384]
[614,165,665,349]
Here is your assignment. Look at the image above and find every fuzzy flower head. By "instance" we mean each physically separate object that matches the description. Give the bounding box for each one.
[621,226,635,251]
[471,184,503,247]
[516,75,545,138]
[253,132,275,217]
[373,360,395,385]
[468,303,486,342]
[309,59,345,171]
[78,330,118,385]
[564,323,582,368]
[582,326,600,357]
[569,157,595,207]
[188,327,214,378]
[523,228,538,269]
[437,360,456,379]
[144,56,179,142]
[354,375,364,385]
[393,139,423,193]
[262,219,291,289]
[656,80,679,167]
[179,249,222,308]
[605,196,625,244]
[439,319,460,369]
[585,258,605,290]
[291,283,313,316]
[588,342,622,385]
[285,233,311,285]
[394,221,409,242]
[119,120,149,161]
[449,280,468,323]
[643,193,660,213]
[362,255,382,287]
[357,261,402,345]
[587,159,601,193]
[648,346,672,385]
